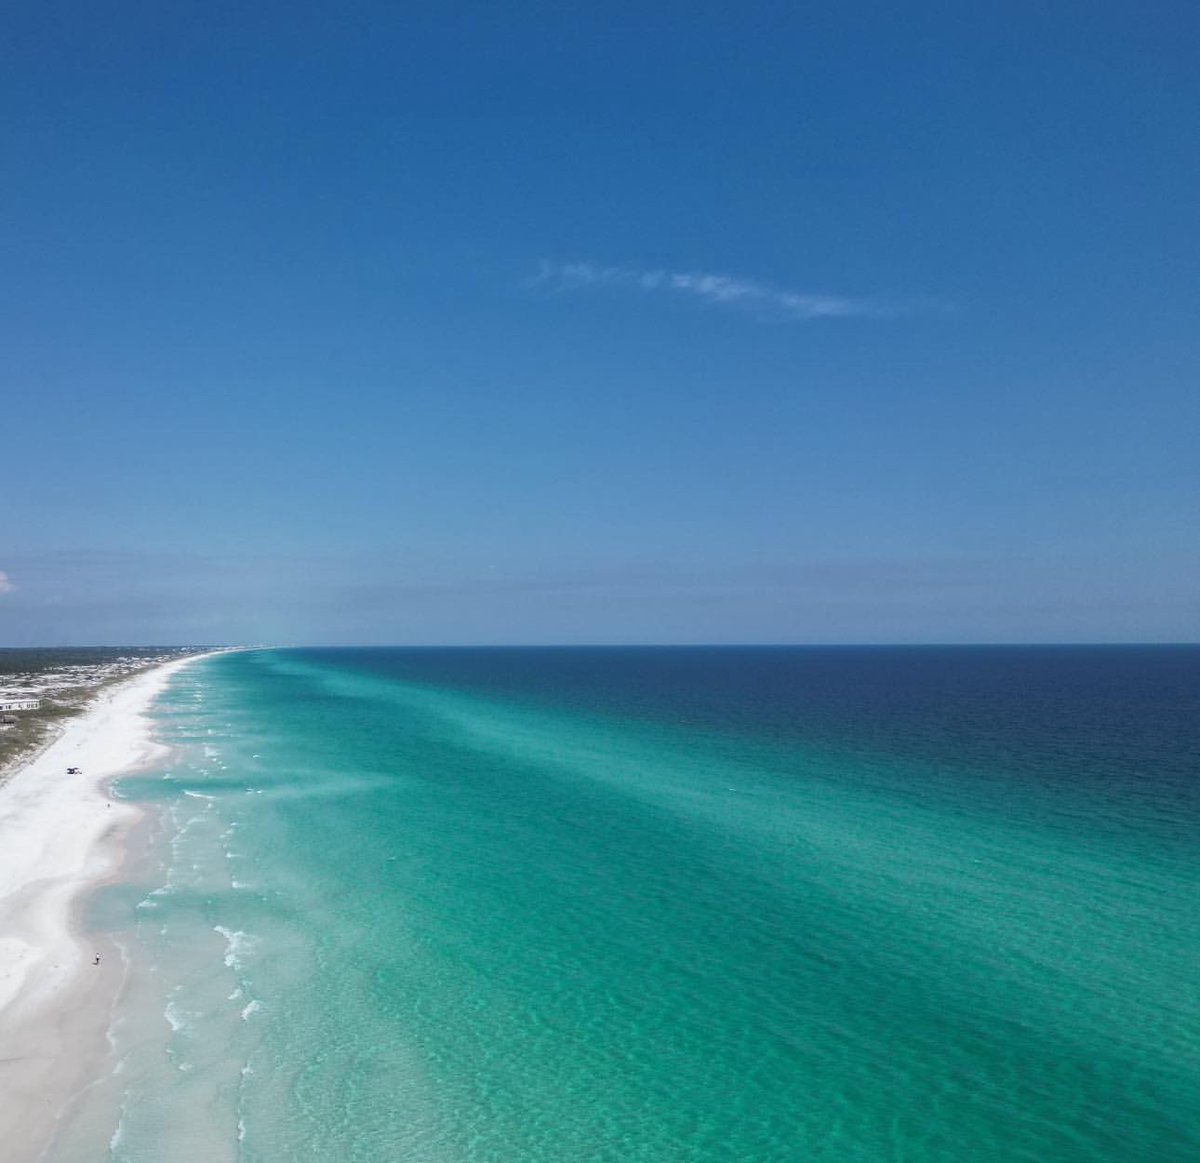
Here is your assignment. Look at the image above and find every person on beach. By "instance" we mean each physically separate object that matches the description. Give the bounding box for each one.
[93,954,100,966]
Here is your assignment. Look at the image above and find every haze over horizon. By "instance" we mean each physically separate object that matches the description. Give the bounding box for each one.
[2,2,1197,647]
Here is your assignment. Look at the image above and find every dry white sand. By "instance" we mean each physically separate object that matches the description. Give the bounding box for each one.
[0,652,219,1161]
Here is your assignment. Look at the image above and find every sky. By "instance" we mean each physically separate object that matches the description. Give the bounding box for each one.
[1,1,1197,645]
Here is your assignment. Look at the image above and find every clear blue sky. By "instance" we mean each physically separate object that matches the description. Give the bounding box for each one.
[2,2,1197,645]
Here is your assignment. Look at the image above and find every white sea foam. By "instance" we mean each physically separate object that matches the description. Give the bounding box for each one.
[240,999,263,1021]
[163,1000,189,1033]
[175,814,207,839]
[214,925,255,971]
[109,1106,128,1153]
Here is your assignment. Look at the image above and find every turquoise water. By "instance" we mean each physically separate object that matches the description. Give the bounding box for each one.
[66,647,1200,1161]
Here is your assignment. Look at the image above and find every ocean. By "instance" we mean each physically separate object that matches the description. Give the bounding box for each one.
[60,647,1200,1162]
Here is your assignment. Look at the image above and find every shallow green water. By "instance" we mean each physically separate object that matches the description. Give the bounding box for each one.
[66,647,1200,1161]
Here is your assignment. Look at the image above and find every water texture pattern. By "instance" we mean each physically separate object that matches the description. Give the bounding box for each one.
[80,647,1199,1162]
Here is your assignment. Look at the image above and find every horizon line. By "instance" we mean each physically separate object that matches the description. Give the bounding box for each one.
[3,642,1197,651]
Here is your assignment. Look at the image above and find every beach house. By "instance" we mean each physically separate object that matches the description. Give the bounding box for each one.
[0,694,41,712]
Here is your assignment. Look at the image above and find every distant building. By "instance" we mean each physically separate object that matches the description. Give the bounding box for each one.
[0,695,40,711]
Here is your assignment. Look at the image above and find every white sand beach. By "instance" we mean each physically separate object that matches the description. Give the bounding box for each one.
[0,652,216,1162]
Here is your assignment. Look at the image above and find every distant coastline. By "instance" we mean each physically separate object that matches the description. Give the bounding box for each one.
[0,647,220,784]
[0,650,222,1162]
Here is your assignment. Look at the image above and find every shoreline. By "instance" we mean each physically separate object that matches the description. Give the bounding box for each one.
[0,651,224,1163]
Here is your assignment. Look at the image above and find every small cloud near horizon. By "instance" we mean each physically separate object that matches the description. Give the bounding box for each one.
[0,571,15,596]
[530,261,935,321]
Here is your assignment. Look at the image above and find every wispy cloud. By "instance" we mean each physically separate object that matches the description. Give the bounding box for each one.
[531,261,916,320]
[0,571,15,596]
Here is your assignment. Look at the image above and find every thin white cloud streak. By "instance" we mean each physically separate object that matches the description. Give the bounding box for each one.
[0,571,15,596]
[532,261,915,320]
